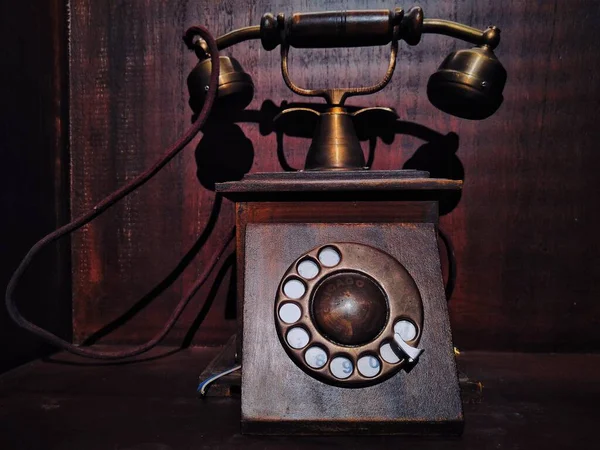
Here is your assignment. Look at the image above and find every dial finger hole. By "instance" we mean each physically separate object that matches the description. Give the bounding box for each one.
[286,327,310,349]
[394,319,417,341]
[278,302,302,324]
[380,342,401,364]
[297,258,320,280]
[357,355,382,378]
[304,346,328,369]
[283,278,306,299]
[318,246,341,267]
[330,356,353,379]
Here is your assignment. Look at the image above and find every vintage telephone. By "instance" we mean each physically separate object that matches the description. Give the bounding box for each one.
[5,6,506,436]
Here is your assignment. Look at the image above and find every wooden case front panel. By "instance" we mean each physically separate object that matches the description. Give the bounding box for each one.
[235,200,438,358]
[241,222,462,435]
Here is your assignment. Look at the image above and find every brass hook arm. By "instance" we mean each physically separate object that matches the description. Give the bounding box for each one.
[422,19,500,49]
[216,25,261,50]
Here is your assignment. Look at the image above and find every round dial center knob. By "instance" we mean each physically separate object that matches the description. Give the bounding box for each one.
[311,272,388,346]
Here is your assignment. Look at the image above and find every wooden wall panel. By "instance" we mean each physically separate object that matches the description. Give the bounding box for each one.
[69,0,600,351]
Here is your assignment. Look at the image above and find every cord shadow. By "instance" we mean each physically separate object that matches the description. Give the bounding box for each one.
[81,194,224,346]
[180,252,236,348]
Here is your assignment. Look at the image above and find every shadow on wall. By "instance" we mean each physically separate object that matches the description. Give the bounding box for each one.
[69,99,465,356]
[196,99,465,215]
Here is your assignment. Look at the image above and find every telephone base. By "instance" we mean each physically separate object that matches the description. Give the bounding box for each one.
[217,172,463,435]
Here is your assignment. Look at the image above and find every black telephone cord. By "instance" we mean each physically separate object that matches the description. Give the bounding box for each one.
[4,26,224,360]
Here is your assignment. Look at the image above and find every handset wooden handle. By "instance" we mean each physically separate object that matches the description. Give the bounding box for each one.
[259,8,404,50]
[285,9,401,48]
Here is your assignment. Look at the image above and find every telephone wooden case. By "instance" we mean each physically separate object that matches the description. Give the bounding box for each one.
[217,171,464,435]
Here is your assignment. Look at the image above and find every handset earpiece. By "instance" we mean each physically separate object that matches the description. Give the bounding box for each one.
[426,27,507,120]
[187,55,254,114]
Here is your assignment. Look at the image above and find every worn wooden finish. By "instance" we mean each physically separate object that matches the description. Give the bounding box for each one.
[242,223,462,434]
[231,172,457,432]
[70,0,600,351]
[241,200,439,223]
[218,171,463,199]
[234,196,440,359]
[0,0,70,373]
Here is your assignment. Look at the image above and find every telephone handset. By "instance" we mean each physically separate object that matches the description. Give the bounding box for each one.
[186,7,506,170]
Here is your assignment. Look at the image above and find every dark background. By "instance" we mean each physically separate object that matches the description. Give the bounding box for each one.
[0,0,70,373]
[2,0,600,373]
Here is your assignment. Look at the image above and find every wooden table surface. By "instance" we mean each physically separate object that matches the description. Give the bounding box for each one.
[1,347,598,449]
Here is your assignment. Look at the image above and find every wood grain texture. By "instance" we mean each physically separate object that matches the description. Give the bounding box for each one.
[240,201,439,224]
[242,223,462,434]
[70,0,600,350]
[217,173,463,196]
[234,195,440,359]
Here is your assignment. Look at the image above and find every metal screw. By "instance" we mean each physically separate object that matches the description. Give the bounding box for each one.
[276,12,285,28]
